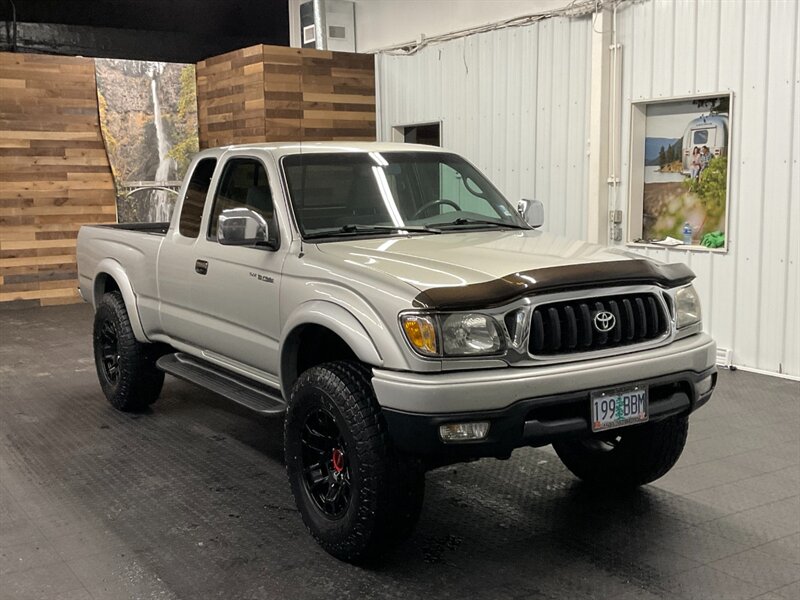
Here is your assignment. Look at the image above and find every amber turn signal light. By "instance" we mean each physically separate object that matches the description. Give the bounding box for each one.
[400,315,438,356]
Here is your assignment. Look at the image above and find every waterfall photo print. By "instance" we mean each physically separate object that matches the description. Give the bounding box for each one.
[95,59,199,223]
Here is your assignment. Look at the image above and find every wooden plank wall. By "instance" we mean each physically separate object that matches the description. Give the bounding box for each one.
[300,49,375,141]
[196,45,268,148]
[0,53,116,308]
[0,45,371,307]
[197,44,375,148]
[262,46,303,141]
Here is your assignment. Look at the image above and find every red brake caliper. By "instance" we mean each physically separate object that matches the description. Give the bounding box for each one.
[331,448,345,473]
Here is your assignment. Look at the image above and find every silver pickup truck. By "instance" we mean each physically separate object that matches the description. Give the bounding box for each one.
[77,142,717,562]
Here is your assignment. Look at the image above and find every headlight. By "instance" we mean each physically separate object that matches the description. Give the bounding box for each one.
[675,285,702,328]
[441,313,504,356]
[400,312,504,357]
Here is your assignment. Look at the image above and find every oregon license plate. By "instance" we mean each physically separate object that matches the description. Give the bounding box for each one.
[591,385,649,432]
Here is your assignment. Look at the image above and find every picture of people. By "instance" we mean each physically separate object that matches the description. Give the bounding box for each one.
[690,146,701,180]
[641,95,729,247]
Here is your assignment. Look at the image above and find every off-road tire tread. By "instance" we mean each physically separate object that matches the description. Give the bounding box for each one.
[553,415,689,487]
[93,291,164,411]
[285,361,424,563]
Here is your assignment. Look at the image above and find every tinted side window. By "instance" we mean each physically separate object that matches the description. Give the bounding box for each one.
[179,158,217,238]
[208,159,277,245]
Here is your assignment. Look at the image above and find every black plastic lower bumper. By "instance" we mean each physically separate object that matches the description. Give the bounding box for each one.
[382,368,717,464]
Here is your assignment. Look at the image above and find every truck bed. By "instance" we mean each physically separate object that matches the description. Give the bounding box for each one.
[93,222,170,235]
[77,222,169,310]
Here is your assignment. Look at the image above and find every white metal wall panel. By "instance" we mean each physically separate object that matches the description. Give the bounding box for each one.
[376,15,592,240]
[615,0,800,376]
[375,0,799,376]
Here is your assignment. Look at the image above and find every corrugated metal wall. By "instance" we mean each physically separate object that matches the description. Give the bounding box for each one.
[614,0,799,376]
[375,0,799,377]
[375,15,593,241]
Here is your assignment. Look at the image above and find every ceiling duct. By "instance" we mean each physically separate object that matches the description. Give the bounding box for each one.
[299,0,355,52]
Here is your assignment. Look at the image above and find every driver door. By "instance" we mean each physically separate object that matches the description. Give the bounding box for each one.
[190,156,285,377]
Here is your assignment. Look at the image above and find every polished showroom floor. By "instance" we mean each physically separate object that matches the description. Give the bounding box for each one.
[1,304,798,600]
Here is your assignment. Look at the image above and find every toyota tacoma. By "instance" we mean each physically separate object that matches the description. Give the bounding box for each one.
[77,142,717,562]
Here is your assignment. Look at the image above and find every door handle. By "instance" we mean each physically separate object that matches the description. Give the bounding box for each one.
[195,259,208,275]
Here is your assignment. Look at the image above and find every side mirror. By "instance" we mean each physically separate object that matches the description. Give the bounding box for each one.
[517,199,544,228]
[217,208,270,246]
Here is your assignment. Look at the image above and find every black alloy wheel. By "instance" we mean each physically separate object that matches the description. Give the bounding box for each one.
[301,408,352,519]
[284,361,426,563]
[97,320,121,384]
[92,291,165,411]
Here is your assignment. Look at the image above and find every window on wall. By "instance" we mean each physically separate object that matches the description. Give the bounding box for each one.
[394,122,441,146]
[627,93,731,252]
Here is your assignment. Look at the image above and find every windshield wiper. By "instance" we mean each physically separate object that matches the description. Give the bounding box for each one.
[339,224,441,234]
[438,217,529,230]
[306,224,441,238]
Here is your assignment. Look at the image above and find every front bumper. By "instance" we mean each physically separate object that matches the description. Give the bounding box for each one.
[383,367,716,461]
[373,333,717,461]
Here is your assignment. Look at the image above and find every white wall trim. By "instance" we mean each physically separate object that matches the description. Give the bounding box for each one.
[586,8,611,244]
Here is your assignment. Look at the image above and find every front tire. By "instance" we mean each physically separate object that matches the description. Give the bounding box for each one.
[553,415,689,487]
[284,362,424,563]
[93,291,164,411]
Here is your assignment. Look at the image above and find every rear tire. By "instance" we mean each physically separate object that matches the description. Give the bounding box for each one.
[284,361,424,563]
[553,415,689,487]
[93,291,164,411]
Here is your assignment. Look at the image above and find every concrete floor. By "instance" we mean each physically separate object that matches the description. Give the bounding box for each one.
[0,304,798,600]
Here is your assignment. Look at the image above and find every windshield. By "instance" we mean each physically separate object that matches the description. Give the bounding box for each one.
[281,151,528,239]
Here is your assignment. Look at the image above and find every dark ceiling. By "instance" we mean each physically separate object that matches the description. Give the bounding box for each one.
[1,0,291,63]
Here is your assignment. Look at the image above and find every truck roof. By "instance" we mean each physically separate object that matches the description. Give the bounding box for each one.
[197,141,444,160]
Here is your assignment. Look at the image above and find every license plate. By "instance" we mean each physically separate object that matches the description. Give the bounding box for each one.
[591,385,649,432]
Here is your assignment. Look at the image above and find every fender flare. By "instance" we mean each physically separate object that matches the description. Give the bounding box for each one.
[280,300,384,382]
[93,258,149,342]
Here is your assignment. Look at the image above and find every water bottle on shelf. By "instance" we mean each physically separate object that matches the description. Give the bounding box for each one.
[682,222,693,246]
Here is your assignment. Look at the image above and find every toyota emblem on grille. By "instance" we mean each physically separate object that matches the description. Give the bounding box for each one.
[593,311,616,332]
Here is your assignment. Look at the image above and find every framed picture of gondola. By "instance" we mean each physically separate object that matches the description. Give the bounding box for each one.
[628,93,732,252]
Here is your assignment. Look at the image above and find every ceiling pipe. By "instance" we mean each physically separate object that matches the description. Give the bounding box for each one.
[6,0,17,51]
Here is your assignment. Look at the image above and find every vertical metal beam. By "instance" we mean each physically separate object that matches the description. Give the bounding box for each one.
[586,8,612,244]
[312,0,328,50]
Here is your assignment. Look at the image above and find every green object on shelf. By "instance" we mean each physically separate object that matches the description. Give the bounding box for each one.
[701,231,725,248]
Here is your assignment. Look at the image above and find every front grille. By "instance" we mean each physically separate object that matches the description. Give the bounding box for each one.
[528,292,669,356]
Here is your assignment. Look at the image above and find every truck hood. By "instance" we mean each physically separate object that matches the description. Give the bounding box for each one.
[312,229,694,309]
[315,229,635,285]
[318,229,637,281]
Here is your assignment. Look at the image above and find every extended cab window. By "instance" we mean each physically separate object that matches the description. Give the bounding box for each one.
[208,158,278,246]
[179,158,217,238]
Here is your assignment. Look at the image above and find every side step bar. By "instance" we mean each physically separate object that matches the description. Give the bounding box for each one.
[156,353,286,416]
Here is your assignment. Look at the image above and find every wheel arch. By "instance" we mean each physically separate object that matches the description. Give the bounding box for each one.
[93,259,148,342]
[280,301,383,395]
